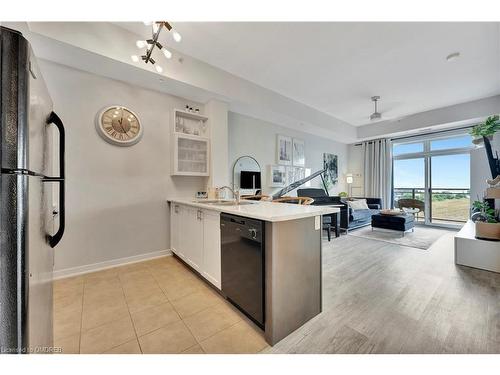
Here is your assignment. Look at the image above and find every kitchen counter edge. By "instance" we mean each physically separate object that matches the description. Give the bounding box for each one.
[166,198,340,222]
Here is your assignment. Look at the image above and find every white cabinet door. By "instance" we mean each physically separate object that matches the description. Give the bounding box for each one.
[180,205,193,263]
[170,204,222,289]
[172,134,210,176]
[170,203,181,257]
[202,210,221,289]
[183,205,204,272]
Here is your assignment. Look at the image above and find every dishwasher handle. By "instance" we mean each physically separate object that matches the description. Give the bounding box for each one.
[230,217,245,225]
[221,214,263,242]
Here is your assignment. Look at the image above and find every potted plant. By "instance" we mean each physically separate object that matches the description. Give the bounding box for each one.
[469,115,500,145]
[471,200,500,241]
[338,191,348,198]
[471,200,497,222]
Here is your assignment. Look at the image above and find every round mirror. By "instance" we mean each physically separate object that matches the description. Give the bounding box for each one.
[232,156,261,192]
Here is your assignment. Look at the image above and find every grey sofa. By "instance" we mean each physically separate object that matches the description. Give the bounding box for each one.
[345,197,383,231]
[297,188,382,231]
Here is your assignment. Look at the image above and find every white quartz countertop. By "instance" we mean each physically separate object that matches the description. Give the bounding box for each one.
[167,198,340,222]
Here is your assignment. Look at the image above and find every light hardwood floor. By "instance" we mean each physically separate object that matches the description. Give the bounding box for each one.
[54,229,499,354]
[264,231,500,354]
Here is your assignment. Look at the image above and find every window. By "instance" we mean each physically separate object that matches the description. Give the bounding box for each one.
[431,154,470,189]
[430,154,470,223]
[392,142,424,156]
[430,134,473,151]
[393,158,425,188]
[392,130,472,227]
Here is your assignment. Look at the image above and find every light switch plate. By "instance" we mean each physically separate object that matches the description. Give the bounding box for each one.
[315,216,320,230]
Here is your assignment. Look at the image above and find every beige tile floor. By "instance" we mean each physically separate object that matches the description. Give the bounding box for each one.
[53,256,268,354]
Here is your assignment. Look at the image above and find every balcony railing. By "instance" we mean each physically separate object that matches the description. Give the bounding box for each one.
[394,188,470,224]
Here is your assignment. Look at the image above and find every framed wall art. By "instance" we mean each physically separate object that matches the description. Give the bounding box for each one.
[292,138,305,167]
[323,153,338,188]
[268,165,287,187]
[277,135,292,165]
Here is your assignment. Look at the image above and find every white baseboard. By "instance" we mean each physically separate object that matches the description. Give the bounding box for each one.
[53,249,173,280]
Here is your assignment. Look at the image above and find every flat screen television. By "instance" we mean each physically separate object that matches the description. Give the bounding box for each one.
[240,171,261,189]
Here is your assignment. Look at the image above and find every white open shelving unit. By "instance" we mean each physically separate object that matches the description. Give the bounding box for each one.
[455,220,500,273]
[171,109,210,176]
[454,187,500,273]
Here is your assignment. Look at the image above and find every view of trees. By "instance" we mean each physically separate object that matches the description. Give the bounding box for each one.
[398,191,469,201]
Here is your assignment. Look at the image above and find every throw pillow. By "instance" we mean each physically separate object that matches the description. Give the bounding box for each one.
[348,199,369,210]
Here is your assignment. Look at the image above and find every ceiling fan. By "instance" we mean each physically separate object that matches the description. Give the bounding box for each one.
[370,96,382,121]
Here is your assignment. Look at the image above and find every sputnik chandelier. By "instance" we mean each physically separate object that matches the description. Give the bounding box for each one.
[131,21,182,73]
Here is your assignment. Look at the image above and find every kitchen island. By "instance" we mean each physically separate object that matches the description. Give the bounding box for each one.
[167,198,339,345]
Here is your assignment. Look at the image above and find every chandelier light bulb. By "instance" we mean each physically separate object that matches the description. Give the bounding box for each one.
[172,30,182,43]
[135,20,180,71]
[163,49,172,59]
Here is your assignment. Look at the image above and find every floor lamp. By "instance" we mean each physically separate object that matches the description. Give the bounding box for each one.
[346,173,353,197]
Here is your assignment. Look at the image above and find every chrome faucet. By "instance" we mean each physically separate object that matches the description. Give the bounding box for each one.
[219,186,240,203]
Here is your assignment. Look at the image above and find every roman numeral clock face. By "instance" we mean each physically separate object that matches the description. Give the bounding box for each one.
[96,106,143,146]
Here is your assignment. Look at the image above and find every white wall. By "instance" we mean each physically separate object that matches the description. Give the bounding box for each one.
[357,95,500,140]
[40,61,208,272]
[347,144,365,196]
[228,112,348,196]
[206,99,229,187]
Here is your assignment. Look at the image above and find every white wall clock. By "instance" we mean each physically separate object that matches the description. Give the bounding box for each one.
[95,106,143,146]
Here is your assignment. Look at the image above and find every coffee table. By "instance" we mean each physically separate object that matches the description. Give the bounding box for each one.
[371,213,415,237]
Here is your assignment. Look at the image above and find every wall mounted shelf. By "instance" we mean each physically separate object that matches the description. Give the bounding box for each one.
[171,109,210,176]
[174,108,208,122]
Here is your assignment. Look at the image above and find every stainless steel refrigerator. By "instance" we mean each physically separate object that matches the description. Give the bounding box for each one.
[0,27,65,354]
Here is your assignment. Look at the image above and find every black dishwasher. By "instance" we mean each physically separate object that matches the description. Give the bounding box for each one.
[221,213,264,328]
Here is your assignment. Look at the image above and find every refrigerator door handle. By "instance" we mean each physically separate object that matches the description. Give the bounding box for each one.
[43,111,66,248]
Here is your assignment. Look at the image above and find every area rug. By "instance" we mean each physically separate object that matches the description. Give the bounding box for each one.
[347,225,457,250]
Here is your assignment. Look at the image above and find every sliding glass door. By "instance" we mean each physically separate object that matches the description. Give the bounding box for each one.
[430,154,470,225]
[392,132,472,227]
[393,157,426,223]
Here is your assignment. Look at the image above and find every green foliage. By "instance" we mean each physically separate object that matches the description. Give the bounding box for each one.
[469,115,500,138]
[338,191,348,197]
[398,192,468,201]
[472,200,498,223]
[399,192,424,200]
[432,193,469,201]
[472,200,487,211]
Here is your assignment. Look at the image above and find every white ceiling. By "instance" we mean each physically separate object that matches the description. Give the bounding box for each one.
[117,22,500,127]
